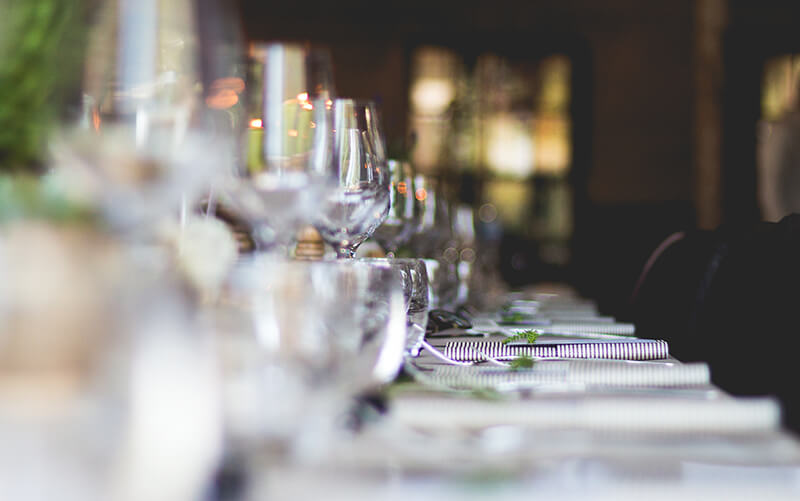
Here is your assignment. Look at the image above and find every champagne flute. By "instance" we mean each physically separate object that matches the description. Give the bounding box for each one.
[312,98,390,259]
[371,159,419,257]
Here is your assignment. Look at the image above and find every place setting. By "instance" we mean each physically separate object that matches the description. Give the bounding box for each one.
[5,1,800,500]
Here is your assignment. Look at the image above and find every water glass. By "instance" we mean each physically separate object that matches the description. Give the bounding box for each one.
[371,159,418,257]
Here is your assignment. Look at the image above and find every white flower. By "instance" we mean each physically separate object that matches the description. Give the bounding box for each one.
[171,216,239,299]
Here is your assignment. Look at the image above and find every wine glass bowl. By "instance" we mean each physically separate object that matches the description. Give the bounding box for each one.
[219,42,336,255]
[312,98,390,258]
[407,173,452,259]
[371,159,418,257]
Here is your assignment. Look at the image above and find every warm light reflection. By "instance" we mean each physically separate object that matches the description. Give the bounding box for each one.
[411,78,455,115]
[206,77,245,110]
[397,182,407,195]
[485,113,535,178]
[762,54,800,121]
[409,116,447,173]
[92,108,101,131]
[249,118,263,128]
[415,188,427,201]
[287,129,298,137]
[205,89,238,109]
[485,179,531,230]
[213,77,245,93]
[534,115,570,174]
[407,46,462,172]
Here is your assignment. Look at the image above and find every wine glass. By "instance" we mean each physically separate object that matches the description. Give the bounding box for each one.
[407,173,453,259]
[312,99,390,259]
[218,42,336,255]
[48,0,234,238]
[371,159,419,257]
[452,203,477,305]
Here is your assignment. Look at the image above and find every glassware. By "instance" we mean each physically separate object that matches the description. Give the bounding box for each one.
[358,257,414,311]
[421,257,460,311]
[452,203,477,306]
[312,99,390,258]
[398,258,430,357]
[358,256,429,357]
[215,256,406,465]
[48,0,233,238]
[371,159,418,257]
[407,173,453,259]
[218,42,336,255]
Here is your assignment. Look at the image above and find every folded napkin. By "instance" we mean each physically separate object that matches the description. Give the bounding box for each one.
[389,393,782,434]
[427,359,711,390]
[444,339,670,362]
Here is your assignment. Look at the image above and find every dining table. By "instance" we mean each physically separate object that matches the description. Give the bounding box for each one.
[238,282,800,500]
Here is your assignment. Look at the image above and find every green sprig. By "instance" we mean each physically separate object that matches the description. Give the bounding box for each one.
[499,312,528,324]
[501,329,541,345]
[508,354,535,371]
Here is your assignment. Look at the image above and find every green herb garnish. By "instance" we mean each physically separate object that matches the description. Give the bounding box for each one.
[500,312,528,323]
[508,354,535,371]
[501,329,541,345]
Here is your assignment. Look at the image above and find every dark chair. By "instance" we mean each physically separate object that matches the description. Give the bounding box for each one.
[629,214,800,435]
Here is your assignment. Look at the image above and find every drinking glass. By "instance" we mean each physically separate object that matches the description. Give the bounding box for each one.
[396,257,430,357]
[218,42,336,255]
[48,0,234,237]
[215,256,405,465]
[358,257,414,311]
[452,203,477,305]
[312,99,390,258]
[371,159,418,257]
[358,257,429,357]
[407,173,453,259]
[421,257,460,311]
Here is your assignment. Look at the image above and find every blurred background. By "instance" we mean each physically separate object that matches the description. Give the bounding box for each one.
[5,0,800,320]
[228,0,800,319]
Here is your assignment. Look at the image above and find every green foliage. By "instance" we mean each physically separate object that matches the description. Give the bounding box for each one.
[508,354,535,371]
[499,312,528,324]
[501,329,541,345]
[0,174,96,223]
[0,0,88,173]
